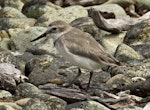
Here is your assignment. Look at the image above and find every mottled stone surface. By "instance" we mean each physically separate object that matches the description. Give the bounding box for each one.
[0,7,26,18]
[86,4,127,18]
[9,26,46,51]
[115,43,144,62]
[0,1,149,110]
[35,5,88,26]
[124,20,150,45]
[0,90,12,98]
[0,18,36,29]
[66,101,111,110]
[22,1,61,18]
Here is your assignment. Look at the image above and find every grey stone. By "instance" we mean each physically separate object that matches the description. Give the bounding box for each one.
[131,44,150,59]
[0,30,9,39]
[105,0,135,6]
[27,54,74,86]
[123,20,150,45]
[0,38,10,50]
[32,93,66,110]
[0,105,15,110]
[0,90,12,99]
[23,99,48,110]
[0,49,21,69]
[117,106,143,110]
[71,17,109,42]
[17,83,41,97]
[25,55,53,77]
[0,102,22,110]
[7,28,24,38]
[9,26,46,51]
[35,5,88,26]
[106,74,132,88]
[122,59,150,79]
[0,63,28,83]
[86,4,126,18]
[17,83,66,110]
[102,32,125,54]
[143,102,150,110]
[0,18,36,30]
[0,0,24,11]
[0,7,26,18]
[115,43,144,62]
[135,0,150,9]
[22,2,61,18]
[66,101,111,110]
[15,98,31,107]
[27,37,58,55]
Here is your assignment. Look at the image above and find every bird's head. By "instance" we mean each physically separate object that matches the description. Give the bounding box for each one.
[31,20,72,42]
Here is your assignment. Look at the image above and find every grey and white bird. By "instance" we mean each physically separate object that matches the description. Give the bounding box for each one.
[31,20,121,87]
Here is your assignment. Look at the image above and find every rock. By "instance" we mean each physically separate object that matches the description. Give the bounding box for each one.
[106,74,132,88]
[131,44,150,58]
[122,59,150,79]
[0,0,24,11]
[0,63,28,83]
[135,0,150,9]
[0,102,22,110]
[52,0,107,7]
[88,8,150,34]
[117,106,143,110]
[0,7,26,18]
[35,5,88,26]
[26,55,71,85]
[0,71,16,92]
[9,26,46,51]
[115,43,144,62]
[0,105,16,110]
[25,55,53,76]
[17,83,41,97]
[108,59,150,81]
[0,38,10,50]
[0,18,36,30]
[70,17,109,42]
[32,93,66,110]
[27,37,58,55]
[105,0,135,7]
[66,101,111,110]
[102,32,125,54]
[15,98,31,107]
[0,90,12,98]
[17,83,66,110]
[123,20,150,45]
[0,63,28,93]
[91,71,111,84]
[86,4,126,18]
[7,28,24,38]
[143,102,150,110]
[39,84,87,103]
[22,1,61,18]
[15,52,37,75]
[0,30,10,39]
[0,49,23,71]
[23,98,48,110]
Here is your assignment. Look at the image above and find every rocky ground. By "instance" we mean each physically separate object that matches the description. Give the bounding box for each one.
[0,0,150,110]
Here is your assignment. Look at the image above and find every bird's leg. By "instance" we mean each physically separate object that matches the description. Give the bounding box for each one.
[87,71,93,88]
[69,68,82,86]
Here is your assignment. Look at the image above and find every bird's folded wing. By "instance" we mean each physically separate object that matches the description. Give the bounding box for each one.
[59,28,120,66]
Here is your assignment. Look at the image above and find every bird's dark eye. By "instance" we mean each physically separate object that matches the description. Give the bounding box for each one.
[52,27,57,31]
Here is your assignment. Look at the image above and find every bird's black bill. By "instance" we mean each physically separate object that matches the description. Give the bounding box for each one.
[30,32,47,42]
